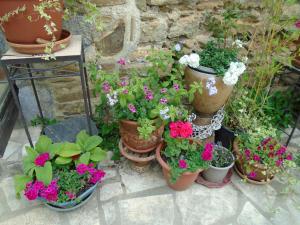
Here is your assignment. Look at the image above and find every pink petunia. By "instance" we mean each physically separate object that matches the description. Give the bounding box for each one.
[178,159,188,169]
[76,164,89,175]
[89,170,106,184]
[286,154,293,161]
[128,104,136,113]
[34,153,50,167]
[253,155,260,162]
[117,58,126,65]
[248,171,257,179]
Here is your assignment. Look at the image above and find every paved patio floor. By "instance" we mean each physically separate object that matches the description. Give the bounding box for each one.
[0,125,299,225]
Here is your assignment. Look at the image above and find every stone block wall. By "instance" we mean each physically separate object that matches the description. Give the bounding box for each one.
[1,0,299,120]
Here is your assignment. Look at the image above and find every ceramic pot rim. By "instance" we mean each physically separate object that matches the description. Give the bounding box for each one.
[188,65,217,75]
[210,145,235,170]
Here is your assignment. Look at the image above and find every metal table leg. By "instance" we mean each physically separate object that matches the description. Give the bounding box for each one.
[2,64,33,147]
[26,64,44,119]
[286,114,300,146]
[78,58,92,135]
[82,45,93,119]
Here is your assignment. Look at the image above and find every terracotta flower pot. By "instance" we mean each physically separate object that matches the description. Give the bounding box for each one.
[119,120,164,153]
[0,0,63,44]
[184,66,233,115]
[156,142,202,191]
[233,141,274,182]
[292,36,300,68]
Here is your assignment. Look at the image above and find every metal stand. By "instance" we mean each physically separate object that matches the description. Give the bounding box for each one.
[0,35,92,147]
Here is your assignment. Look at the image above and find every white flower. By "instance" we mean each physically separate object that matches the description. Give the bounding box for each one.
[229,62,246,77]
[232,39,243,48]
[179,55,190,66]
[106,91,118,106]
[160,107,170,120]
[189,53,200,68]
[174,43,181,52]
[241,56,248,63]
[208,86,218,96]
[223,71,238,86]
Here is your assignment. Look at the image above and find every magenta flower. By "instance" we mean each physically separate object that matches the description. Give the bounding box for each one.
[123,89,129,94]
[160,98,168,104]
[173,83,180,91]
[160,88,167,93]
[128,104,136,113]
[261,137,272,146]
[143,85,149,92]
[40,180,58,202]
[117,57,126,65]
[145,90,154,101]
[248,171,257,179]
[66,191,76,200]
[286,154,293,161]
[276,159,283,167]
[76,164,89,175]
[295,20,300,29]
[102,82,111,93]
[34,153,50,167]
[201,144,214,161]
[89,170,106,184]
[24,186,39,200]
[276,147,286,156]
[24,181,44,201]
[178,159,188,169]
[253,155,260,162]
[120,78,128,87]
[244,149,251,160]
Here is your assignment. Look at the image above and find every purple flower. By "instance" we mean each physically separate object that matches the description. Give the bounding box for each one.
[102,82,111,93]
[143,85,149,92]
[160,88,167,94]
[76,164,89,175]
[117,58,126,65]
[40,180,58,202]
[248,171,257,179]
[145,91,154,101]
[160,98,168,104]
[128,104,136,113]
[24,181,44,201]
[173,83,179,91]
[120,77,128,87]
[295,20,300,29]
[123,89,129,94]
[253,154,260,162]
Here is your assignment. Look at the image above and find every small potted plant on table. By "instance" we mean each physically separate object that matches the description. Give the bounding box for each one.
[202,144,235,183]
[234,135,293,184]
[14,130,107,211]
[156,121,214,191]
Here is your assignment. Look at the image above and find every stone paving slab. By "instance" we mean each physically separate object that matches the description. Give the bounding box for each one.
[237,202,272,225]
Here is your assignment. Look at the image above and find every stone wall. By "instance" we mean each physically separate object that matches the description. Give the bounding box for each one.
[1,0,299,120]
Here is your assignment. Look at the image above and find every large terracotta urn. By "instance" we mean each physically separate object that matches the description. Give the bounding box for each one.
[119,120,164,153]
[184,66,233,115]
[0,0,63,44]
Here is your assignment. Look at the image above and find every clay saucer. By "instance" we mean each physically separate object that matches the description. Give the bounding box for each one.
[6,30,72,55]
[234,165,274,185]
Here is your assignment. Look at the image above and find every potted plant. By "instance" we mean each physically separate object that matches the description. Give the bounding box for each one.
[156,121,213,191]
[0,0,100,56]
[292,20,300,68]
[202,144,235,183]
[90,51,196,153]
[234,134,293,184]
[14,130,107,210]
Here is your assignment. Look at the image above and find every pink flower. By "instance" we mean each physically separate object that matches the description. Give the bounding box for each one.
[201,144,213,161]
[160,88,167,93]
[34,153,50,167]
[24,187,39,200]
[89,170,106,184]
[117,57,126,65]
[76,164,89,175]
[244,149,251,160]
[179,159,188,169]
[66,191,76,200]
[248,171,257,179]
[160,98,168,104]
[128,104,136,113]
[179,122,193,138]
[204,143,214,153]
[261,137,272,146]
[40,180,58,202]
[295,20,300,29]
[102,82,111,93]
[88,163,94,168]
[276,159,283,167]
[286,154,293,161]
[253,154,260,162]
[143,85,149,92]
[145,91,154,100]
[169,122,180,138]
[123,89,129,94]
[24,181,44,201]
[173,83,179,91]
[120,78,128,87]
[276,147,286,156]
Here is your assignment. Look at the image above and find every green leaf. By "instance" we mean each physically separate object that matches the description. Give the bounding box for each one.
[49,143,64,158]
[78,152,91,164]
[84,136,102,151]
[35,161,52,186]
[55,156,72,165]
[90,147,107,162]
[76,130,89,148]
[25,146,38,162]
[35,135,52,153]
[14,175,32,198]
[59,143,81,157]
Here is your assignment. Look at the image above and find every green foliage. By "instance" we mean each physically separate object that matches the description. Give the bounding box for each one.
[35,136,52,153]
[163,132,210,183]
[31,115,57,128]
[211,146,234,168]
[137,118,156,140]
[35,161,52,185]
[198,40,238,76]
[14,175,32,198]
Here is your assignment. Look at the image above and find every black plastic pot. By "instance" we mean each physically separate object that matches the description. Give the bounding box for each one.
[215,126,235,150]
